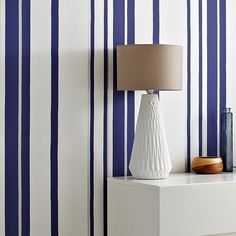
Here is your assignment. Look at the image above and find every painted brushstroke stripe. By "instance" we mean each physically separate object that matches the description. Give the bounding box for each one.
[51,0,59,235]
[217,0,220,156]
[0,0,5,234]
[127,0,135,176]
[21,0,30,235]
[90,0,95,235]
[199,0,203,156]
[207,0,218,156]
[18,0,22,234]
[124,91,127,176]
[187,0,191,172]
[103,0,108,234]
[113,0,125,177]
[124,0,127,177]
[153,0,159,44]
[153,1,159,102]
[126,91,134,177]
[220,0,226,111]
[5,0,19,235]
[127,0,135,45]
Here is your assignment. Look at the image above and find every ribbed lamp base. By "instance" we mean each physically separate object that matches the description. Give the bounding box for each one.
[129,94,172,179]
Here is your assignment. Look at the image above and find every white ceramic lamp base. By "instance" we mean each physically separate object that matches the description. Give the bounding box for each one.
[129,94,172,179]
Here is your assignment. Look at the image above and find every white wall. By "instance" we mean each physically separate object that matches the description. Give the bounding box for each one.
[0,0,236,235]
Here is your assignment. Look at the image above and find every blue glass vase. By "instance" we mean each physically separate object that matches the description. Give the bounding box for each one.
[220,107,233,172]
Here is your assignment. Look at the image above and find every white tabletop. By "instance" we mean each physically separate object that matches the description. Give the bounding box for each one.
[108,172,236,190]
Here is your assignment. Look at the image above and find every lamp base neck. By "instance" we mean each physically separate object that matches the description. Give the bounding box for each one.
[146,89,155,94]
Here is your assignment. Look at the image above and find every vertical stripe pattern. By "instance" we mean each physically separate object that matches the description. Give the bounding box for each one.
[113,0,125,177]
[90,0,95,235]
[198,0,203,156]
[153,0,159,44]
[220,0,226,111]
[0,0,5,234]
[202,0,208,156]
[0,0,234,235]
[127,0,135,176]
[187,0,191,171]
[103,0,108,233]
[153,2,159,103]
[21,0,30,235]
[5,0,19,235]
[207,0,218,156]
[51,0,59,235]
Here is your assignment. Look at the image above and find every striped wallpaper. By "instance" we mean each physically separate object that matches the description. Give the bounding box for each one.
[0,0,236,235]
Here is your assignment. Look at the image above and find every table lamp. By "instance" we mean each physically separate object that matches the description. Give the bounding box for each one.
[117,44,183,179]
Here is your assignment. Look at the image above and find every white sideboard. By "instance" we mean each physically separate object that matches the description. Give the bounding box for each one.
[108,173,236,236]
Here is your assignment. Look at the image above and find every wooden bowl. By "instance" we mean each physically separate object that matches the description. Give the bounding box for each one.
[192,156,223,174]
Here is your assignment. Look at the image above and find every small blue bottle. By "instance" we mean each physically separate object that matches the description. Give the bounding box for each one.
[220,107,233,172]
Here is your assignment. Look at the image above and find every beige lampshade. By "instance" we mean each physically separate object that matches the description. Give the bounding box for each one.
[117,44,183,91]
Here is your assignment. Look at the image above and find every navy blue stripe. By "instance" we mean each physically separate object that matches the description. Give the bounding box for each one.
[51,0,59,235]
[199,0,203,156]
[153,0,159,44]
[153,0,160,95]
[113,0,125,177]
[187,0,191,172]
[90,0,95,234]
[5,0,19,235]
[220,0,226,111]
[127,0,135,176]
[22,0,30,235]
[207,0,218,156]
[103,0,108,234]
[127,0,135,44]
